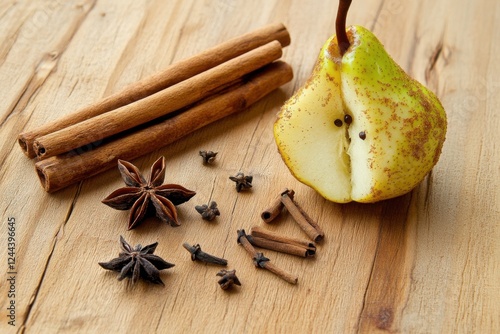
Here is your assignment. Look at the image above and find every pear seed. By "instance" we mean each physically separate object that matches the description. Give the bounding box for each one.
[334,119,343,127]
[344,114,352,124]
[359,131,366,140]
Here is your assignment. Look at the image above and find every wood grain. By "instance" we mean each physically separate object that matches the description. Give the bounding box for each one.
[0,0,499,333]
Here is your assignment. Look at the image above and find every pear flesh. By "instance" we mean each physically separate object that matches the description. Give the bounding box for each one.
[274,26,447,203]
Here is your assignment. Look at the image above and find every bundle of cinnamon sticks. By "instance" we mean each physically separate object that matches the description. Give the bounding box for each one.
[18,23,293,192]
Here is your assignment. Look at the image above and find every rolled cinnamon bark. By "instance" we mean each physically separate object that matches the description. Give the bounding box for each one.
[281,192,324,242]
[250,226,315,250]
[261,189,294,223]
[35,61,293,192]
[247,235,314,258]
[33,41,283,159]
[18,23,290,158]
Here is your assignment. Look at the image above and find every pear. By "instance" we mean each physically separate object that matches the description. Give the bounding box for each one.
[274,25,447,203]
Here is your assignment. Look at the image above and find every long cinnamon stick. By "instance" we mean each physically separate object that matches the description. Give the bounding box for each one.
[33,41,282,159]
[35,61,293,192]
[18,23,291,158]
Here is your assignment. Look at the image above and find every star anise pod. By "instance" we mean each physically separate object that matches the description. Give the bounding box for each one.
[98,236,174,285]
[102,157,196,230]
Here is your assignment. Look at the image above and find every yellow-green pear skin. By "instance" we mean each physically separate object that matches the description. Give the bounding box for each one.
[274,25,447,203]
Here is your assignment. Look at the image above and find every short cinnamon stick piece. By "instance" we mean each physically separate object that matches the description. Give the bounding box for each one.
[247,235,314,258]
[280,190,324,242]
[292,199,325,238]
[18,22,291,158]
[237,229,298,284]
[35,61,293,192]
[34,41,283,159]
[250,226,315,250]
[261,189,294,223]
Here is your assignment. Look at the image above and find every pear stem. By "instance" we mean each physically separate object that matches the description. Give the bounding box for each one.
[336,0,352,55]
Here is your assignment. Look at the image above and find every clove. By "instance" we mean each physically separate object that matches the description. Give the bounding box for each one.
[195,201,220,221]
[216,269,241,290]
[182,243,227,266]
[229,172,253,192]
[199,150,218,164]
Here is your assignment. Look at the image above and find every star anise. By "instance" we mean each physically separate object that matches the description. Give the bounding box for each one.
[98,236,174,285]
[102,157,196,230]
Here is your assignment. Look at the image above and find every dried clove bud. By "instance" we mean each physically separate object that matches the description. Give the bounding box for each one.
[216,269,241,290]
[195,201,220,221]
[199,150,218,164]
[182,243,228,266]
[229,172,253,192]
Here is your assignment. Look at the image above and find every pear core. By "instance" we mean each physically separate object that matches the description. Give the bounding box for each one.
[274,26,447,203]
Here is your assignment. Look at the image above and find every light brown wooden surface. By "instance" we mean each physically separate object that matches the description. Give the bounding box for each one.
[0,0,499,333]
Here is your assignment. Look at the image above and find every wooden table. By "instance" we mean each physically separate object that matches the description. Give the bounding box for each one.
[1,1,499,333]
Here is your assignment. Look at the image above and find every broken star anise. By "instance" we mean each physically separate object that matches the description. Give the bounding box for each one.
[102,156,196,230]
[99,236,174,285]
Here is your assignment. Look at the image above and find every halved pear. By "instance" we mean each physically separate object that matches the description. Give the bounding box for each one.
[274,26,447,203]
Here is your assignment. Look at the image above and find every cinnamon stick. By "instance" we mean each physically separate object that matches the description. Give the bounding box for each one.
[18,23,291,158]
[250,226,315,250]
[292,198,325,238]
[281,191,324,242]
[247,235,314,258]
[33,41,283,159]
[35,61,293,192]
[261,188,294,223]
[237,229,298,284]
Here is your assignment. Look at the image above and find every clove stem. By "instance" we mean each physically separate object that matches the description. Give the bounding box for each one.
[182,243,228,266]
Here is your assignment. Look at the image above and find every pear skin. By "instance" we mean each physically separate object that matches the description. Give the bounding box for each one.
[342,26,447,202]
